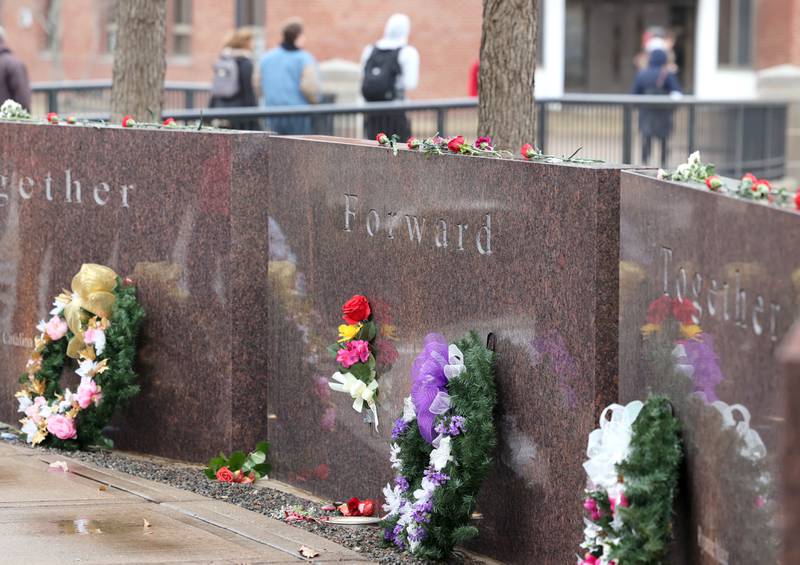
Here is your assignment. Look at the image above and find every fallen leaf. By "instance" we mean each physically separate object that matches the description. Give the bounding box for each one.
[299,545,319,559]
[98,485,108,491]
[143,518,152,534]
[48,460,69,472]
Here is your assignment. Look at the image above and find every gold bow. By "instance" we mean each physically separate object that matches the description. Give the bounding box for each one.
[64,264,118,358]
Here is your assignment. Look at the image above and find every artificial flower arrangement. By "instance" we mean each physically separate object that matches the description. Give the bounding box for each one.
[15,264,144,448]
[205,441,271,484]
[328,295,383,428]
[658,151,799,211]
[382,331,496,560]
[579,396,682,565]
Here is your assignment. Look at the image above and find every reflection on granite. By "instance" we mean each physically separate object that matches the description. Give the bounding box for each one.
[778,323,800,563]
[620,170,793,563]
[0,123,270,461]
[267,136,626,562]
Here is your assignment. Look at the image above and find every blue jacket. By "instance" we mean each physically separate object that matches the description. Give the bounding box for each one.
[259,46,316,107]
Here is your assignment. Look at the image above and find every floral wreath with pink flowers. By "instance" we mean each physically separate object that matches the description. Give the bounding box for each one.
[14,264,144,449]
[578,396,682,565]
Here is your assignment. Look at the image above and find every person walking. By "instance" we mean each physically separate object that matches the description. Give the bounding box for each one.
[0,26,31,111]
[361,13,419,140]
[259,19,319,135]
[632,48,681,167]
[209,28,259,130]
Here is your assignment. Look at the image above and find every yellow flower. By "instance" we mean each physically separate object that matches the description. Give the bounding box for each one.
[338,323,362,343]
[680,324,703,339]
[640,323,660,337]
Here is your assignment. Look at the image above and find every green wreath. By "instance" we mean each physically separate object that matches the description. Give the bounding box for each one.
[382,331,496,560]
[15,264,144,449]
[579,396,682,564]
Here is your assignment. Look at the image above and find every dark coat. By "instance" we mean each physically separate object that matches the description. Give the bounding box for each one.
[0,44,31,111]
[632,50,681,138]
[209,54,259,131]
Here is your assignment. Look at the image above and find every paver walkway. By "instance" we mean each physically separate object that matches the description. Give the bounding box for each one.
[0,442,374,564]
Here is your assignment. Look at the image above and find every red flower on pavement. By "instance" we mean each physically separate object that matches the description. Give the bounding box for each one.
[447,135,465,153]
[46,112,59,124]
[705,175,723,192]
[121,115,136,128]
[215,466,234,483]
[520,143,537,159]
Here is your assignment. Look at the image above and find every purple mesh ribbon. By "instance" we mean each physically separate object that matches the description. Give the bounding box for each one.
[411,333,449,443]
[676,333,724,402]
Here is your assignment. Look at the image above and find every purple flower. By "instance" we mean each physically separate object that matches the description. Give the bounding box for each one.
[675,333,724,402]
[408,527,428,542]
[395,475,409,492]
[391,417,409,439]
[392,524,406,548]
[424,466,450,486]
[411,333,450,443]
[448,415,466,436]
[384,528,394,542]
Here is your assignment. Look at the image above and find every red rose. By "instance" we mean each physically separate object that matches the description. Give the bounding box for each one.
[376,132,388,144]
[705,175,723,191]
[407,136,420,149]
[337,502,350,515]
[474,136,493,150]
[233,470,255,484]
[795,191,800,211]
[447,135,465,153]
[742,173,757,182]
[163,117,177,127]
[358,499,375,517]
[346,497,361,516]
[520,143,536,159]
[66,116,77,125]
[215,466,234,483]
[645,295,672,325]
[46,112,59,124]
[341,294,371,324]
[672,298,697,325]
[122,115,136,128]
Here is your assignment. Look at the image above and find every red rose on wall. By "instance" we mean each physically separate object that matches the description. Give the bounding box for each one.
[46,112,59,124]
[342,295,371,324]
[645,295,672,325]
[447,135,465,153]
[672,298,697,325]
[795,191,800,211]
[705,175,723,191]
[520,143,536,159]
[215,466,234,483]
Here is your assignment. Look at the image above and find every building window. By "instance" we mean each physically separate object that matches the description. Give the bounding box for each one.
[171,0,192,56]
[718,0,753,67]
[235,0,265,28]
[102,0,117,54]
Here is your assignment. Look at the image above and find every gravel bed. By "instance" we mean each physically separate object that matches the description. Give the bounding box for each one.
[1,429,487,565]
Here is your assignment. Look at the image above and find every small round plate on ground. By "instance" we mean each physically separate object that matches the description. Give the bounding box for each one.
[326,516,381,525]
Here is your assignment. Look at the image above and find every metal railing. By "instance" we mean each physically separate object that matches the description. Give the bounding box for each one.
[30,81,788,178]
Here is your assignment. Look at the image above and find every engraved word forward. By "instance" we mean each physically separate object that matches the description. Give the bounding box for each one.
[0,168,134,208]
[660,246,784,341]
[343,194,493,255]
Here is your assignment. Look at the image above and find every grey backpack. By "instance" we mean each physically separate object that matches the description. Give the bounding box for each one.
[212,55,240,98]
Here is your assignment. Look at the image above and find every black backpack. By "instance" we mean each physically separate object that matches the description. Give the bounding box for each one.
[361,47,401,101]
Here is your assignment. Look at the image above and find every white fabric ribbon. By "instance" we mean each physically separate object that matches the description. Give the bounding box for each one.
[329,372,379,430]
[429,390,451,414]
[583,401,643,489]
[443,344,466,381]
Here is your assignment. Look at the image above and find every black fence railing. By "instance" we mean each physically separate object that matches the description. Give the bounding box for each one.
[31,82,788,179]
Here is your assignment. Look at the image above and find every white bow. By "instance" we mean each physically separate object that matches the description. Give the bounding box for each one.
[444,344,466,381]
[329,372,379,430]
[583,401,643,489]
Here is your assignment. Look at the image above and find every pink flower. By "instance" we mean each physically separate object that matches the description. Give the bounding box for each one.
[76,377,102,409]
[45,316,68,341]
[336,340,371,368]
[46,414,77,440]
[314,377,331,400]
[610,492,629,514]
[580,554,599,565]
[583,497,601,520]
[474,136,493,150]
[26,396,46,422]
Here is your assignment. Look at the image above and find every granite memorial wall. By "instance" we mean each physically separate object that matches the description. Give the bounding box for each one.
[0,123,270,461]
[266,136,625,562]
[619,170,798,563]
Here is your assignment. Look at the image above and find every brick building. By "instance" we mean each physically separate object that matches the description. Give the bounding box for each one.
[0,0,794,100]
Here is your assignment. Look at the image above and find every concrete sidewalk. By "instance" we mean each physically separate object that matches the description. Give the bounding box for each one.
[0,442,374,564]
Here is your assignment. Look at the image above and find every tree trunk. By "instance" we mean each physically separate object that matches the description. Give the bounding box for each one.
[111,0,167,122]
[477,0,537,151]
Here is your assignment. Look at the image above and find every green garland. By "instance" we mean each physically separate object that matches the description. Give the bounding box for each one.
[580,396,682,565]
[382,331,496,560]
[15,272,144,449]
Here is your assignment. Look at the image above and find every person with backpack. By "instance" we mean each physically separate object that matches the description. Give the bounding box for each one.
[632,48,682,167]
[259,19,319,135]
[360,13,419,140]
[209,28,259,131]
[0,26,31,111]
